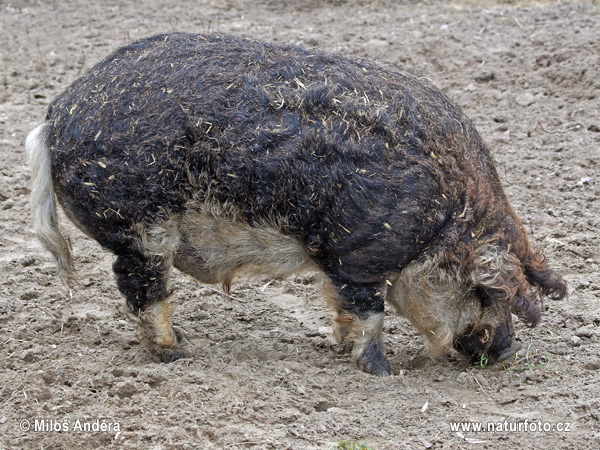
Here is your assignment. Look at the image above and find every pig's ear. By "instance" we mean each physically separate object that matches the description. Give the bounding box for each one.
[523,249,567,301]
[470,244,540,326]
[511,289,541,327]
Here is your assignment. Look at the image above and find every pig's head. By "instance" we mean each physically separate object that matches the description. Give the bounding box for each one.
[386,243,566,363]
[452,286,522,363]
[457,242,566,362]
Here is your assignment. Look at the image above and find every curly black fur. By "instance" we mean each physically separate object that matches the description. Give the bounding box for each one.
[46,34,496,282]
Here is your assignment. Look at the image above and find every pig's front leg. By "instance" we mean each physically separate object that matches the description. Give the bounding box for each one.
[327,280,392,376]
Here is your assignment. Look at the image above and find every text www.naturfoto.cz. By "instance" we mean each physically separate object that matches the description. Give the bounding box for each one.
[449,420,572,433]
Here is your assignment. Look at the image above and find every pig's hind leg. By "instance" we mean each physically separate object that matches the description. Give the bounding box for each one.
[113,251,184,362]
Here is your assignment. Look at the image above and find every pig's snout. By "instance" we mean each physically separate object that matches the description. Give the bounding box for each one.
[494,339,522,362]
[487,319,521,362]
[454,318,522,363]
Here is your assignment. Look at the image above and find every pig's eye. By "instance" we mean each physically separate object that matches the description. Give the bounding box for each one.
[479,328,490,344]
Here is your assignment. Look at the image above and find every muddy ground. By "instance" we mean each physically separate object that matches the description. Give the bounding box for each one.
[1,1,599,449]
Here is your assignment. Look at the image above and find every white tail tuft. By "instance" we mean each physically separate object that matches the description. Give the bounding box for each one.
[27,123,76,287]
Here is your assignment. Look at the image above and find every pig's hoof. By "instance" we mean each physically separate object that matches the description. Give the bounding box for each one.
[357,355,392,376]
[150,328,188,363]
[151,346,187,363]
[356,340,392,377]
[162,348,187,363]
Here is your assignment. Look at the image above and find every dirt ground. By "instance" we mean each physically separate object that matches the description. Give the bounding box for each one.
[1,0,599,449]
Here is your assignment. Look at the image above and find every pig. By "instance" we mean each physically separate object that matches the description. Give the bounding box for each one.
[27,33,566,376]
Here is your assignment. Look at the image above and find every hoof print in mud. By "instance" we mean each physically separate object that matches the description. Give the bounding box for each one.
[27,32,566,375]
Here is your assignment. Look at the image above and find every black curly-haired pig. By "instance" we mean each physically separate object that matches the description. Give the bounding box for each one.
[27,33,566,375]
